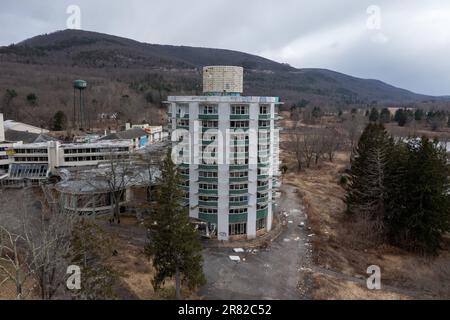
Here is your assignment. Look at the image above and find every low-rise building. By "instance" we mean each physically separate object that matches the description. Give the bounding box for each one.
[0,113,168,187]
[100,127,163,149]
[3,140,134,184]
[0,141,13,174]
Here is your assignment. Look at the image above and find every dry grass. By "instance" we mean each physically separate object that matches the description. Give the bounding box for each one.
[312,273,410,300]
[282,150,450,300]
[0,261,38,300]
[107,223,200,300]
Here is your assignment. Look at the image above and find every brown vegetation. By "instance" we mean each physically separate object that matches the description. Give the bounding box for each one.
[282,150,450,299]
[104,217,200,300]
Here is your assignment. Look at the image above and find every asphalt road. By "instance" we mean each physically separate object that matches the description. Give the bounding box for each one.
[200,184,313,300]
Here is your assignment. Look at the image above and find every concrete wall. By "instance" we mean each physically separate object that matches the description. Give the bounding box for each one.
[217,102,230,240]
[0,114,5,142]
[247,103,259,239]
[189,102,199,219]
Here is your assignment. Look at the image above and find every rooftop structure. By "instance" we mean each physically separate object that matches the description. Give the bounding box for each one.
[51,151,164,216]
[100,126,164,149]
[5,129,58,144]
[3,120,49,134]
[203,66,244,96]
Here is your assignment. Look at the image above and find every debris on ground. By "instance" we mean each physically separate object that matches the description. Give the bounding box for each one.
[229,256,241,262]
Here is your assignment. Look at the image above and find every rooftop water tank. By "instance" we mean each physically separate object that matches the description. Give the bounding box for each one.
[203,66,243,95]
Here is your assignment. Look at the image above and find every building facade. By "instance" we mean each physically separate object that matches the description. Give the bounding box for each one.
[3,140,133,185]
[167,66,281,241]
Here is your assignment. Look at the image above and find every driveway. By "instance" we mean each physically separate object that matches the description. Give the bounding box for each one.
[200,183,313,300]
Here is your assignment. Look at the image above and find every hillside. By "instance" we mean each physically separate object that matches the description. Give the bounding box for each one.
[0,29,448,129]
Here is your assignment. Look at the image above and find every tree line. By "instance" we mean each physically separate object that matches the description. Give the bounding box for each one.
[367,107,450,131]
[345,123,450,255]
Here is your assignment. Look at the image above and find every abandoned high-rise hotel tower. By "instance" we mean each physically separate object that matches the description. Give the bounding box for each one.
[167,66,281,241]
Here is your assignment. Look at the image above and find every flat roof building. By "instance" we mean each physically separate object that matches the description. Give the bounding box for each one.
[167,66,282,241]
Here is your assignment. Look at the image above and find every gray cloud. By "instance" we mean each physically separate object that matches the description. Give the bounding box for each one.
[0,0,449,96]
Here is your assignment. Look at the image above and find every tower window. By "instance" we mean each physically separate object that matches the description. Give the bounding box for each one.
[229,223,247,236]
[231,105,249,115]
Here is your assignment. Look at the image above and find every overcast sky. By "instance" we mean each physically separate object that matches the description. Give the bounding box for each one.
[1,0,449,96]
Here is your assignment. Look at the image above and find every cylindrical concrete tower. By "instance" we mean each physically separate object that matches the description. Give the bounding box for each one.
[203,66,243,96]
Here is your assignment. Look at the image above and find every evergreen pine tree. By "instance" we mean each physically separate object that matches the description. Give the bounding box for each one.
[385,138,450,254]
[70,219,119,300]
[380,108,391,124]
[369,108,380,122]
[145,150,206,299]
[346,123,392,236]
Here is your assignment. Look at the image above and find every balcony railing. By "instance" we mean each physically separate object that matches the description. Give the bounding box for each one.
[199,114,218,120]
[198,213,218,224]
[230,114,250,120]
[229,188,248,195]
[229,200,248,207]
[229,176,249,183]
[257,207,269,219]
[198,189,218,195]
[198,201,218,207]
[198,176,218,183]
[229,213,248,224]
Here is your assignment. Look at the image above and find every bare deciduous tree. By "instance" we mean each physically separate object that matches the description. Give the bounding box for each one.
[287,127,304,171]
[23,209,77,300]
[287,126,325,169]
[343,113,366,153]
[322,126,343,162]
[1,203,77,300]
[0,226,36,300]
[100,149,138,224]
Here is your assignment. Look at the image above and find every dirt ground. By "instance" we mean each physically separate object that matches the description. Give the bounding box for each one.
[282,150,450,300]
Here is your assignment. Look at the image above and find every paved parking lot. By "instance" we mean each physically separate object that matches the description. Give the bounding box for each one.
[200,184,313,300]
